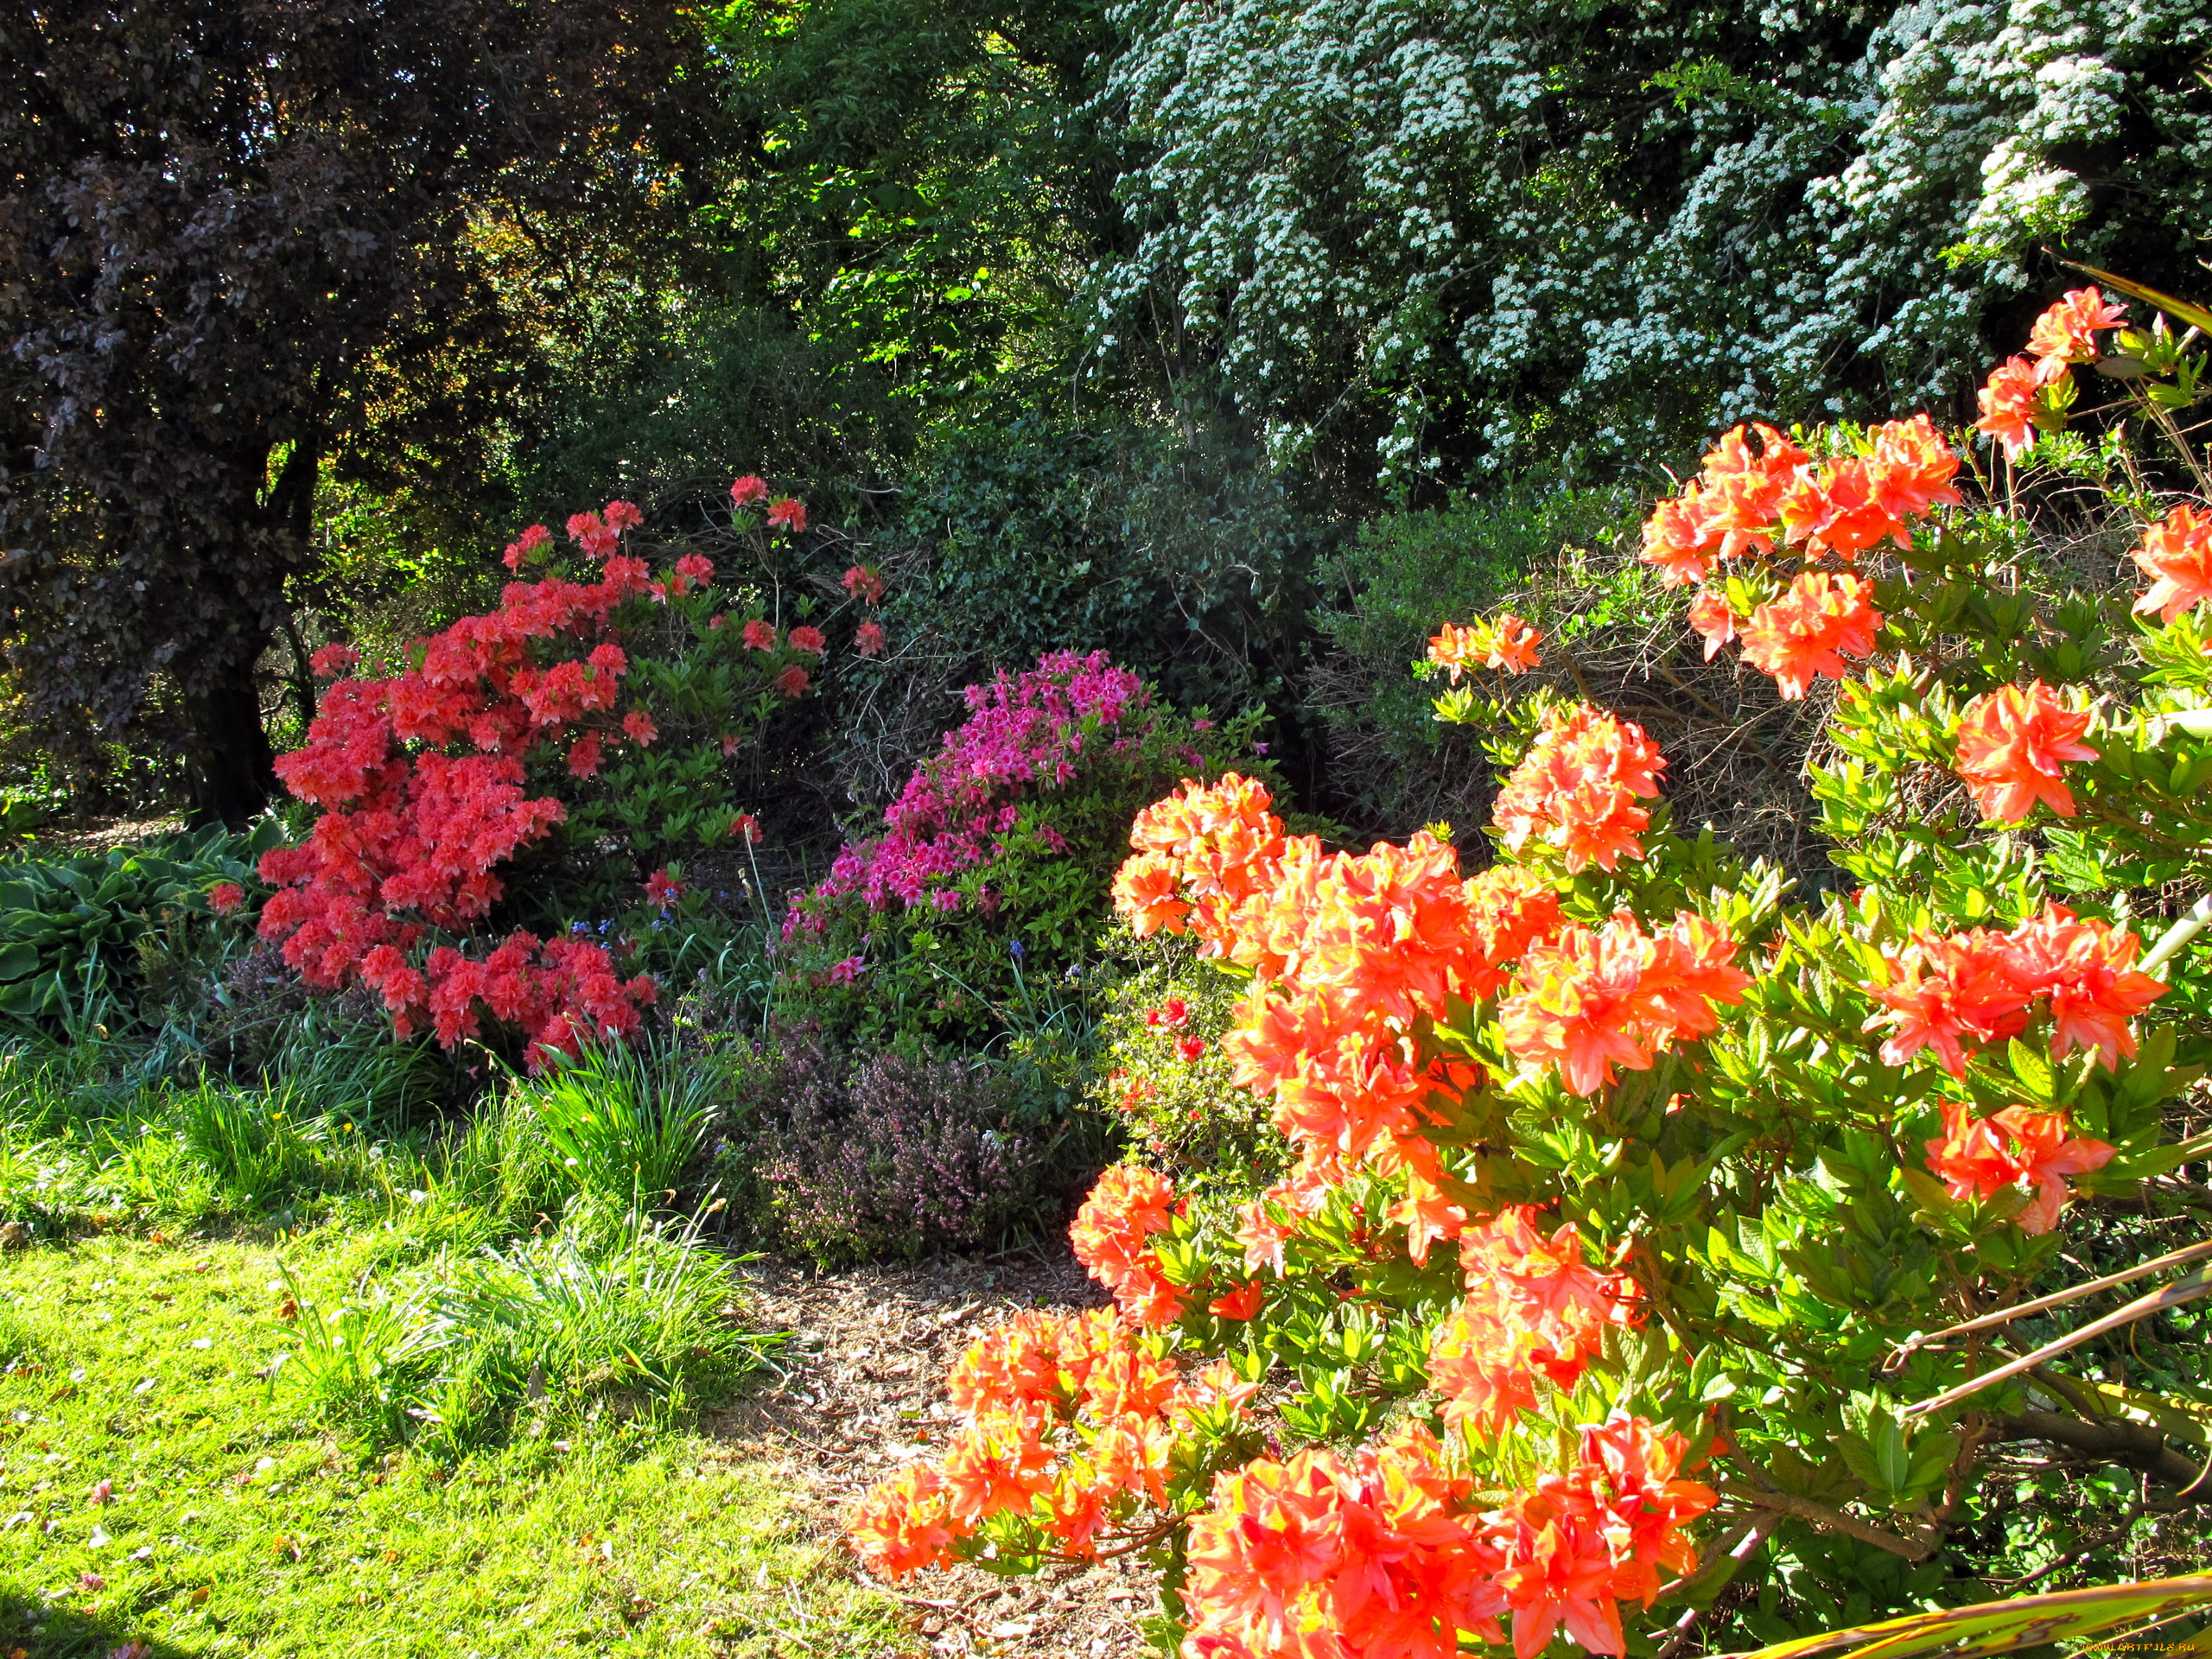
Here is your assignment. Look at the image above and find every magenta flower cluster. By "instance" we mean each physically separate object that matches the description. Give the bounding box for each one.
[803,651,1147,918]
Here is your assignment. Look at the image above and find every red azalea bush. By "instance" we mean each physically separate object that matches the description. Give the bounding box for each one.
[257,479,880,1067]
[847,286,2212,1653]
[779,650,1266,1044]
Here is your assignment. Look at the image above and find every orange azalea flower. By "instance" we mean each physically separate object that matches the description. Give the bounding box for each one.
[1868,414,1965,523]
[1738,570,1879,698]
[1461,863,1565,998]
[1178,1427,1508,1659]
[1430,1284,1548,1438]
[1428,621,1485,683]
[1952,680,2096,822]
[1776,417,1958,559]
[2002,902,2166,1069]
[1975,356,2042,460]
[2025,286,2126,382]
[1385,1172,1469,1266]
[1859,925,2031,1077]
[1208,1278,1267,1319]
[1116,772,1288,957]
[1637,423,1809,585]
[939,1410,1056,1522]
[849,1462,965,1579]
[1487,613,1543,674]
[1109,849,1188,936]
[1640,494,1716,588]
[1498,912,1746,1096]
[1856,904,2162,1080]
[945,1310,1069,1420]
[2130,502,2212,625]
[1491,1415,1716,1658]
[1069,1163,1186,1326]
[1430,615,1544,679]
[1924,1103,2115,1234]
[1497,918,1653,1096]
[1687,589,1738,660]
[1078,1342,1181,1422]
[1491,704,1667,874]
[1231,1169,1333,1275]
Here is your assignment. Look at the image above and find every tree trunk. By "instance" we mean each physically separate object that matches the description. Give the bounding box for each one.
[184,650,278,829]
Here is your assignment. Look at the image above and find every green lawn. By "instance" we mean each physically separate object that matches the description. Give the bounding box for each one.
[0,1232,906,1659]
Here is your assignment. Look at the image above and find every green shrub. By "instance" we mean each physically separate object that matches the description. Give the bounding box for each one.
[849,416,1329,768]
[1307,487,1639,835]
[1087,929,1285,1196]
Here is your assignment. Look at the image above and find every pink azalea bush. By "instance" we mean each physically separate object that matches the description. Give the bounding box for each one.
[780,651,1263,1043]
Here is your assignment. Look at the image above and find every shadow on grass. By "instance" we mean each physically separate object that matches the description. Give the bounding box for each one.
[0,1591,200,1659]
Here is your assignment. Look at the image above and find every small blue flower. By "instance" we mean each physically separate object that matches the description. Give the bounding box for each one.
[1008,938,1027,961]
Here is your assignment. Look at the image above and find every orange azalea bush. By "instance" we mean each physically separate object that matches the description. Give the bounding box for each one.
[846,287,2212,1654]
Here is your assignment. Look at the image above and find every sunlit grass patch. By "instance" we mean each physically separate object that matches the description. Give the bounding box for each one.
[0,1235,906,1657]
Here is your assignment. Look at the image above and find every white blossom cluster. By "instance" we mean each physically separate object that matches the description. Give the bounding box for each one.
[1085,0,2212,482]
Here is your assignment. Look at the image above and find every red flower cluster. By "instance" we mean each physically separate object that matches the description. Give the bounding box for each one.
[1953,681,2097,822]
[1924,1103,2115,1234]
[359,932,654,1058]
[1973,288,2127,461]
[1491,705,1666,874]
[207,881,246,916]
[1861,903,2166,1077]
[1070,1164,1187,1326]
[257,501,690,1067]
[849,1307,1259,1577]
[1640,418,1958,697]
[1497,912,1749,1096]
[1178,1414,1712,1659]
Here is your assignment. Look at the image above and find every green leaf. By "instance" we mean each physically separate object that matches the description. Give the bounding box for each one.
[1721,1571,2212,1659]
[2005,1038,2054,1105]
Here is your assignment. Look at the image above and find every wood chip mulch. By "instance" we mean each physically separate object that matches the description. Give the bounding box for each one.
[708,1247,1166,1659]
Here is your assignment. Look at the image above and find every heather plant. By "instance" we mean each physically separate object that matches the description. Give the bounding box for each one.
[781,650,1267,1045]
[721,1026,1058,1268]
[845,283,2212,1656]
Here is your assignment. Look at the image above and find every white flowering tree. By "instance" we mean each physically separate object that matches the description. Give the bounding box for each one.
[1085,0,2212,484]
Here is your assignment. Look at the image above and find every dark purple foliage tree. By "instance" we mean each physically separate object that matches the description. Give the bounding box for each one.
[0,0,706,823]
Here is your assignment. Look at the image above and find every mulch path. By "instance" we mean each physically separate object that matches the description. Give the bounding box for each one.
[709,1247,1166,1659]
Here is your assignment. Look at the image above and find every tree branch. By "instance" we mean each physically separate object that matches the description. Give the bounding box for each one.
[1716,1481,1938,1560]
[1992,1410,2212,1498]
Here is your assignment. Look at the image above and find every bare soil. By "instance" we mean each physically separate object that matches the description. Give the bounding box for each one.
[710,1247,1166,1659]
